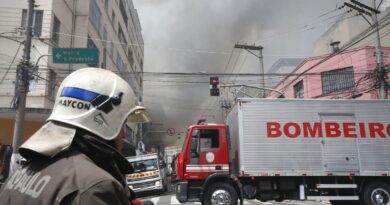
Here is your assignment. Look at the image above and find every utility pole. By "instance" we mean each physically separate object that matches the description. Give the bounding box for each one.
[234,44,265,97]
[11,0,34,171]
[344,0,387,99]
[220,100,231,121]
[371,0,388,99]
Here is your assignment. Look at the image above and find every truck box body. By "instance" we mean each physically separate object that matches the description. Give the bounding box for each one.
[226,98,390,177]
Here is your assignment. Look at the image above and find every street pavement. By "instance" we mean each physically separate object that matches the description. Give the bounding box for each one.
[138,192,331,205]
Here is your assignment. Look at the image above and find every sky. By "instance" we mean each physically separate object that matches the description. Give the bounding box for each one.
[131,0,374,148]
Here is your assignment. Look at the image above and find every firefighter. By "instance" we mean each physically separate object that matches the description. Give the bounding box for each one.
[0,68,150,205]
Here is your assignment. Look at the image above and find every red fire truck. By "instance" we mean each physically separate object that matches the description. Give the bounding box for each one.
[175,99,390,205]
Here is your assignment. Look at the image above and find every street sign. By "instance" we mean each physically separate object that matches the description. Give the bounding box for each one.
[53,48,99,64]
[167,128,176,136]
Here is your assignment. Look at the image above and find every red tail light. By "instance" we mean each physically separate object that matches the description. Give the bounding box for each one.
[131,199,143,205]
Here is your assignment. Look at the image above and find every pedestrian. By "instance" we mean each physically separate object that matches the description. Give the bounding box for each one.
[0,68,150,205]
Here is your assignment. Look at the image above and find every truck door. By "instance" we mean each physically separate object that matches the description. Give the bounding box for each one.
[187,128,229,179]
[320,113,360,173]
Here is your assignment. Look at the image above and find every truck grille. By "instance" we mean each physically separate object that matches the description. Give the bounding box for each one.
[133,181,156,189]
[127,175,159,183]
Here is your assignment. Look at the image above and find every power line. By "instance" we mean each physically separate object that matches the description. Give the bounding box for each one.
[0,42,22,85]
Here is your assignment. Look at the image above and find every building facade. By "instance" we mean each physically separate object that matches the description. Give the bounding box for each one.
[270,4,390,100]
[268,47,390,99]
[0,0,144,146]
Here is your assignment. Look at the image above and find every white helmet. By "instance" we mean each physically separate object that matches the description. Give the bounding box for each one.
[20,68,150,157]
[47,67,144,141]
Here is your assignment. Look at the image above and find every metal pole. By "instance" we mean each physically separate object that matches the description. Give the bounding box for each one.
[233,44,265,97]
[11,0,34,171]
[372,0,388,99]
[259,48,265,97]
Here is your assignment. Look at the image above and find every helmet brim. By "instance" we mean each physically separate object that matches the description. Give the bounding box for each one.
[19,121,76,158]
[127,106,151,123]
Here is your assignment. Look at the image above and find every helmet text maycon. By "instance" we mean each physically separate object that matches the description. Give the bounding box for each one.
[59,99,91,110]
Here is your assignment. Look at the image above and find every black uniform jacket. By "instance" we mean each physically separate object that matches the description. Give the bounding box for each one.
[0,132,134,205]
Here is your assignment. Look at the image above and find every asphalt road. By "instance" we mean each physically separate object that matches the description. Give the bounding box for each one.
[138,192,331,205]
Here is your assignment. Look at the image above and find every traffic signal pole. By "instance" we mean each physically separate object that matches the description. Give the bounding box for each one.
[11,0,34,173]
[234,44,265,97]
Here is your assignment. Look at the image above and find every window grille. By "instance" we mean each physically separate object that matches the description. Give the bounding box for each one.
[321,67,355,94]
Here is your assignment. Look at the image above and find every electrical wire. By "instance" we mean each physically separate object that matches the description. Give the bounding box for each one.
[0,42,22,85]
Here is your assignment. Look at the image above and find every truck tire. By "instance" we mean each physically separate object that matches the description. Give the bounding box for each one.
[203,183,238,205]
[363,181,390,205]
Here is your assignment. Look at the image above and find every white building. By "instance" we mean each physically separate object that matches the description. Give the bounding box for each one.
[314,3,390,55]
[0,0,144,146]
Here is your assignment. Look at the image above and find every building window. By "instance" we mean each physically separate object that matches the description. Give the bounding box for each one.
[110,41,114,58]
[104,0,109,13]
[101,27,107,47]
[116,53,125,73]
[321,67,355,94]
[200,129,219,152]
[119,0,128,25]
[87,36,99,67]
[21,9,43,37]
[294,80,304,98]
[111,11,116,31]
[128,47,134,68]
[52,15,61,46]
[118,26,127,51]
[89,0,101,33]
[48,69,57,99]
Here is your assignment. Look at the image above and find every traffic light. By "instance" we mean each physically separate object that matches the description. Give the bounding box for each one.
[210,77,220,96]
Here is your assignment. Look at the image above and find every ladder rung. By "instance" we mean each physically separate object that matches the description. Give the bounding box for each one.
[307,196,359,201]
[317,184,357,189]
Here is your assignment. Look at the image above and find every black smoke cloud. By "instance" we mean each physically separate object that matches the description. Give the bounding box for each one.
[133,0,349,147]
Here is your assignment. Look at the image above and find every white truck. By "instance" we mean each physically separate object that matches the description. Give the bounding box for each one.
[126,153,167,193]
[175,99,390,205]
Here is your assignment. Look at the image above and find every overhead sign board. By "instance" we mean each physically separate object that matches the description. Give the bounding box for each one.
[53,48,99,64]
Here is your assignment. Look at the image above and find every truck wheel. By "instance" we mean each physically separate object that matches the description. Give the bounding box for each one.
[203,183,238,205]
[363,181,390,205]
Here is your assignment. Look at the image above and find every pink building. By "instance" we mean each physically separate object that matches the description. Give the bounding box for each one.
[269,46,390,99]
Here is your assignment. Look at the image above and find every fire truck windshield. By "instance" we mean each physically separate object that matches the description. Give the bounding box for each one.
[130,159,158,173]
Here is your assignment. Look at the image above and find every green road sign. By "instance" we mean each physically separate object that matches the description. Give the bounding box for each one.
[53,48,99,64]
